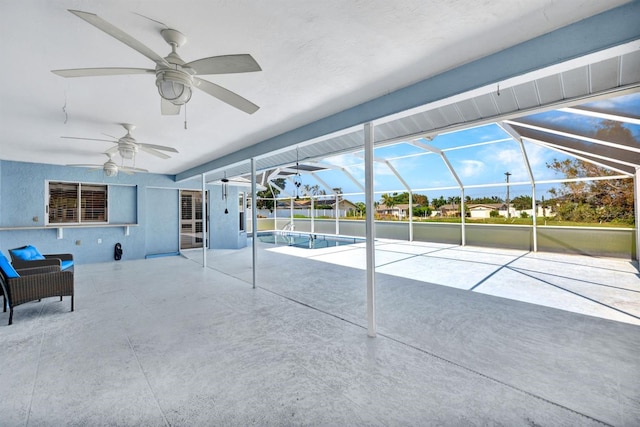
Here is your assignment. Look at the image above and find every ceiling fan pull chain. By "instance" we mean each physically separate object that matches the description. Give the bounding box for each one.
[184,103,188,130]
[62,94,68,124]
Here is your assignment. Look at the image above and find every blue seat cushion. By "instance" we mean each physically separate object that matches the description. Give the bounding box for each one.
[61,260,74,271]
[10,245,45,261]
[0,253,20,278]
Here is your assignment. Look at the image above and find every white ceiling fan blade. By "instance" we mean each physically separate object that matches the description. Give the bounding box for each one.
[52,68,154,78]
[185,54,262,75]
[68,10,169,67]
[138,143,178,153]
[120,166,149,173]
[194,77,259,114]
[138,145,171,159]
[67,164,103,171]
[61,136,116,143]
[161,98,181,115]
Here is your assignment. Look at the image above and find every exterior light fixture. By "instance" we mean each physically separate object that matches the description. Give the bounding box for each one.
[155,69,193,105]
[222,173,229,214]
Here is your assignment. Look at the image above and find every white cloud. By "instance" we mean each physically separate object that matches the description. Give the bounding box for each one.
[322,153,362,168]
[458,160,485,178]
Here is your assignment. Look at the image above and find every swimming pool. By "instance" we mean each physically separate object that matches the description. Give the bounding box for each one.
[257,231,365,249]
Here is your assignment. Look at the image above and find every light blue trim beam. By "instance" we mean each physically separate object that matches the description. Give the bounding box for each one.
[176,2,640,182]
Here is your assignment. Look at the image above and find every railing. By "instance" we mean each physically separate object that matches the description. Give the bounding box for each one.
[276,222,295,245]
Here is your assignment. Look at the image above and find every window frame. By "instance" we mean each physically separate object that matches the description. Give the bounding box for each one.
[46,181,109,225]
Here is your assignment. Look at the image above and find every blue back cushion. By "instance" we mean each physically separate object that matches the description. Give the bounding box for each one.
[0,253,20,278]
[10,245,45,261]
[61,260,74,271]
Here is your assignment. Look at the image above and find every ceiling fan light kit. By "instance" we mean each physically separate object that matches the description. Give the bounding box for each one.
[156,70,193,105]
[103,159,119,176]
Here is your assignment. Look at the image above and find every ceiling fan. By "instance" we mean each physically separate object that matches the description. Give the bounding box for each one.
[68,154,148,177]
[52,9,261,115]
[62,123,178,160]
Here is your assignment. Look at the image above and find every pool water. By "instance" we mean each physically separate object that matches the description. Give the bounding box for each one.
[257,232,365,249]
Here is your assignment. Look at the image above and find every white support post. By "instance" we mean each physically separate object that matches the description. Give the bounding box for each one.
[500,122,538,252]
[635,168,640,263]
[364,122,376,338]
[460,188,465,246]
[409,191,413,242]
[273,196,277,228]
[202,173,206,269]
[290,197,294,229]
[335,193,339,235]
[311,197,315,233]
[531,183,537,252]
[251,158,258,289]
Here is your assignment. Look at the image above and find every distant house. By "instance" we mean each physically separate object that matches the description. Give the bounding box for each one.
[376,203,411,219]
[468,203,505,219]
[437,204,461,217]
[467,203,554,219]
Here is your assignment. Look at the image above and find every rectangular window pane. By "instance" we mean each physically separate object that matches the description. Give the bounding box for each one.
[81,184,108,222]
[49,182,78,223]
[181,195,193,220]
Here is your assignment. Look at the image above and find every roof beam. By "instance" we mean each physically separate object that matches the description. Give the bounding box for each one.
[559,107,640,126]
[505,119,640,154]
[524,137,634,175]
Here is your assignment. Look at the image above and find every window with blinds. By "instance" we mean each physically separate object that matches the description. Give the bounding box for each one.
[48,182,108,224]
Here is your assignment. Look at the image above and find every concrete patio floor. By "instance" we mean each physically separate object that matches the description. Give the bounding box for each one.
[1,240,639,426]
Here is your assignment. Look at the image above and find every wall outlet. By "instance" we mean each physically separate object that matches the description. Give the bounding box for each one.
[32,216,39,222]
[75,240,81,246]
[97,238,102,244]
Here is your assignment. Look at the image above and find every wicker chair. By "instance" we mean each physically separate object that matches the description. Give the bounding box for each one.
[0,253,74,325]
[9,245,74,272]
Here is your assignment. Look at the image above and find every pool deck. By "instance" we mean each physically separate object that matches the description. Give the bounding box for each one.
[1,239,639,425]
[259,238,640,326]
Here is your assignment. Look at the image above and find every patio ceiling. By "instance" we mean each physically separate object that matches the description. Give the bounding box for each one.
[200,42,640,194]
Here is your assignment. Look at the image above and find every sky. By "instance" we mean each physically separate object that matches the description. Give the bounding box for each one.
[289,92,640,205]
